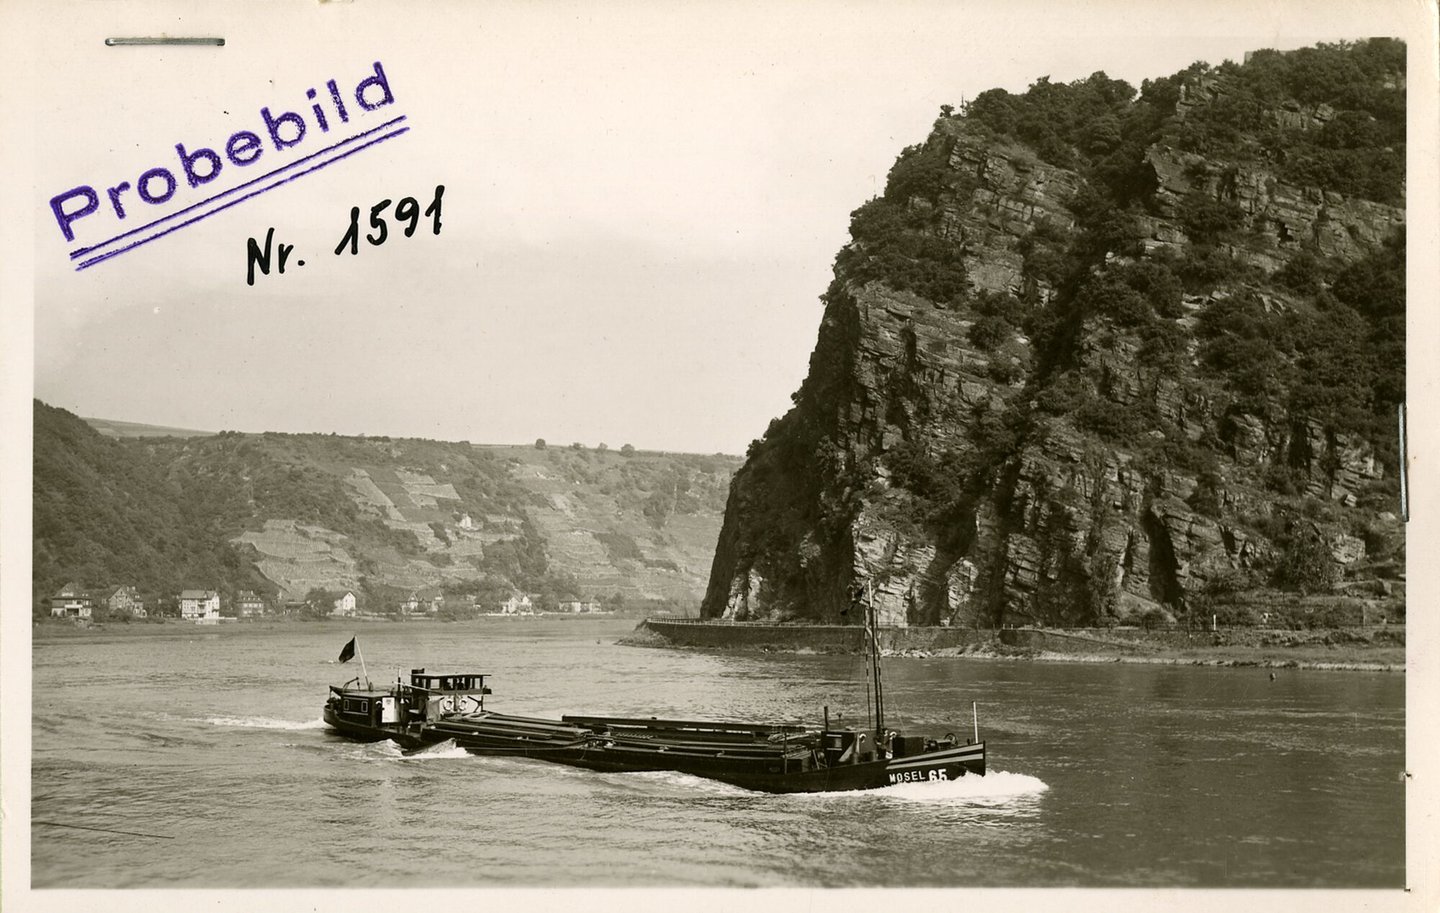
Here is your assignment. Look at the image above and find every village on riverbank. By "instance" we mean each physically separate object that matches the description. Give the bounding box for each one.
[37,580,1404,674]
[38,581,617,625]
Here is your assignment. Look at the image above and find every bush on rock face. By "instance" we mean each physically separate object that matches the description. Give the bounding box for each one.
[1274,527,1340,594]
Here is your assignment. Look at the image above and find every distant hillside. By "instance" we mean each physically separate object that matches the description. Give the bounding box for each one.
[83,417,212,439]
[35,401,275,606]
[35,401,740,613]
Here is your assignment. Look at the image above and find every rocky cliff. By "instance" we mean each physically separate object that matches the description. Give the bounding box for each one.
[702,41,1406,629]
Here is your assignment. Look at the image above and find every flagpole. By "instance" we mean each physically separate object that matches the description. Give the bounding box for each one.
[355,636,370,687]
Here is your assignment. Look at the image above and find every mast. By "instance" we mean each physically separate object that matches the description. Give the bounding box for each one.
[356,638,370,689]
[866,582,886,742]
[861,581,871,732]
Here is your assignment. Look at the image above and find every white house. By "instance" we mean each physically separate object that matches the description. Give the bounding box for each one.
[180,589,220,621]
[500,594,533,615]
[331,591,357,617]
[558,600,601,614]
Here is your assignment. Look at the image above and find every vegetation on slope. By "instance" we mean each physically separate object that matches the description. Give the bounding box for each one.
[34,402,739,617]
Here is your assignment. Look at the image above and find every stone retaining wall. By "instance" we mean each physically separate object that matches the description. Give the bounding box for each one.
[642,621,1405,654]
[639,620,990,652]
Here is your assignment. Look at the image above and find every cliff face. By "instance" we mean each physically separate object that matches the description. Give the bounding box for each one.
[702,41,1406,628]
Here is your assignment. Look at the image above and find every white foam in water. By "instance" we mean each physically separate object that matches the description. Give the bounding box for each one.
[602,768,1047,801]
[873,770,1048,803]
[203,715,328,730]
[792,770,1049,803]
[612,769,755,796]
[358,740,406,760]
[337,736,1047,798]
[392,739,470,761]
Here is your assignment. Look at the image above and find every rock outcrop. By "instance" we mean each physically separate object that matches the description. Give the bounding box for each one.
[702,42,1406,629]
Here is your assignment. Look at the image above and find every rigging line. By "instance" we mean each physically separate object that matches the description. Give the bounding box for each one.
[870,586,885,739]
[872,604,886,738]
[858,606,871,731]
[33,820,174,840]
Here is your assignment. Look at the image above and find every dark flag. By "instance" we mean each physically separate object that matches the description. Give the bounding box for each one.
[338,637,357,664]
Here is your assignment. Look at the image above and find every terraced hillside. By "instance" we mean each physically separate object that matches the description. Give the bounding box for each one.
[34,402,739,612]
[491,445,731,604]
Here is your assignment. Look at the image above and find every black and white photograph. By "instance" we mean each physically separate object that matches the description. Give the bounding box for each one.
[2,1,1435,910]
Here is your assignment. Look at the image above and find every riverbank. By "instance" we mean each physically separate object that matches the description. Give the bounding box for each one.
[34,616,1405,672]
[31,614,637,645]
[925,642,1405,673]
[627,619,1405,673]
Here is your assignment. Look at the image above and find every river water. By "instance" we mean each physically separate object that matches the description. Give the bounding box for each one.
[29,617,1404,888]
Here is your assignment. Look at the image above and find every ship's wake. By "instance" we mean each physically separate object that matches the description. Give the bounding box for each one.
[869,770,1048,803]
[400,740,472,760]
[752,769,1048,804]
[360,739,471,761]
[327,735,1049,802]
[202,715,328,730]
[601,768,1048,802]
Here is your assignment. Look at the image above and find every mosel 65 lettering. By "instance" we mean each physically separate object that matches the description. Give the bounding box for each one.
[888,768,950,784]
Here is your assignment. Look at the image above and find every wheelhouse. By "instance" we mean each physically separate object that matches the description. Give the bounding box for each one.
[326,686,399,727]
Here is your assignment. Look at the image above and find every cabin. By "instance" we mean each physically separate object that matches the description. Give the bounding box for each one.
[406,670,491,718]
[326,669,491,732]
[179,589,220,621]
[329,686,401,728]
[49,583,95,619]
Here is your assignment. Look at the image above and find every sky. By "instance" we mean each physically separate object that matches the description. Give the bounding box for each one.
[25,0,1428,454]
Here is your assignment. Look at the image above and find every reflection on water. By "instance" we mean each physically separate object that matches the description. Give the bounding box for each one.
[32,619,1403,888]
